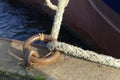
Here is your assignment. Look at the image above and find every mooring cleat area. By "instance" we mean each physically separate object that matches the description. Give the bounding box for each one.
[0,38,120,80]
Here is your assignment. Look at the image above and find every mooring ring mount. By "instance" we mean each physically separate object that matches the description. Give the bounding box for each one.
[23,33,60,67]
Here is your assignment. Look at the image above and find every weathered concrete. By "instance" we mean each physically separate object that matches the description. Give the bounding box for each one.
[0,38,120,80]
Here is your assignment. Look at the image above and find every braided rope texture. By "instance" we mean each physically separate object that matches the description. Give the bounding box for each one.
[47,42,120,68]
[45,0,120,68]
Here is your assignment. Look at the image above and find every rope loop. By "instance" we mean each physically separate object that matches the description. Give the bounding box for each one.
[38,33,44,41]
[45,0,57,10]
[45,0,69,11]
[23,0,120,68]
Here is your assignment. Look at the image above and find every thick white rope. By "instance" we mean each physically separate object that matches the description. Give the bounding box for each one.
[45,0,120,68]
[45,0,57,10]
[45,0,69,11]
[45,0,69,39]
[47,42,120,68]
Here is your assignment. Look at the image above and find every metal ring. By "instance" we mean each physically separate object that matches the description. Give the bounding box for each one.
[23,34,60,67]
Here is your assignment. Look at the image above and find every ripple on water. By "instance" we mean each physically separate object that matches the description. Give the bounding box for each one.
[0,0,45,41]
[0,0,95,50]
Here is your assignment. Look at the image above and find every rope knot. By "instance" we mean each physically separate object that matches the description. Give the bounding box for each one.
[39,33,44,41]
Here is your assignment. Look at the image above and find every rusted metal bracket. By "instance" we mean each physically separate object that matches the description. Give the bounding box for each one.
[23,34,60,67]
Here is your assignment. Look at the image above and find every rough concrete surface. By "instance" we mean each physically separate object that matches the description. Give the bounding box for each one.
[0,38,120,80]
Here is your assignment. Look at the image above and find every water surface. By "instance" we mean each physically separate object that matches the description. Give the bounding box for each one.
[0,0,94,50]
[0,0,47,41]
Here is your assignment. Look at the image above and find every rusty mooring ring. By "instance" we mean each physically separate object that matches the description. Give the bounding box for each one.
[23,33,60,67]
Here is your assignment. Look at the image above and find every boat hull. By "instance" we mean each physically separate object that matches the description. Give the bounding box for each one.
[14,0,120,58]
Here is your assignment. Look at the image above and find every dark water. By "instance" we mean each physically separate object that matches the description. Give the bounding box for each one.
[0,0,94,50]
[0,0,47,41]
[0,0,55,45]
